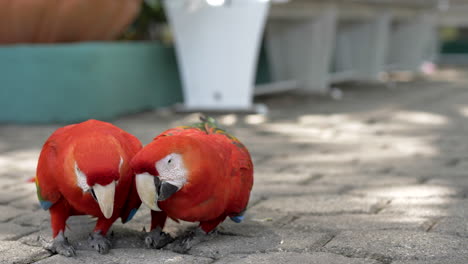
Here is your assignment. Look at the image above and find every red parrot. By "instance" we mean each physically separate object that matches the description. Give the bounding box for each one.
[35,120,142,256]
[130,116,253,249]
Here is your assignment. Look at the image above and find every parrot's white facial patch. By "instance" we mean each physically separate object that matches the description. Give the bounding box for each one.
[75,162,90,192]
[156,153,187,190]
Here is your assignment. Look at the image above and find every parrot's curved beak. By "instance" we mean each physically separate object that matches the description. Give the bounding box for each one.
[157,181,179,201]
[136,173,161,211]
[93,181,115,219]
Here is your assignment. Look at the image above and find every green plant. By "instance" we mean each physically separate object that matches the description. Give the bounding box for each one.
[121,0,169,41]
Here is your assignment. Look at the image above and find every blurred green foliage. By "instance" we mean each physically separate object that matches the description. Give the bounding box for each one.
[440,27,459,42]
[440,27,468,54]
[121,0,169,41]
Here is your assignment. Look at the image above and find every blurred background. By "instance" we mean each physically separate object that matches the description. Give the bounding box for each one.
[1,0,468,123]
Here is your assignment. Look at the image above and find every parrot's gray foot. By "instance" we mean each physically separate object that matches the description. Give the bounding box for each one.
[44,231,76,257]
[168,228,208,254]
[88,231,112,254]
[145,227,174,249]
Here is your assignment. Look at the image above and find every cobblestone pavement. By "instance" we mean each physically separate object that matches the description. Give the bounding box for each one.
[1,69,468,263]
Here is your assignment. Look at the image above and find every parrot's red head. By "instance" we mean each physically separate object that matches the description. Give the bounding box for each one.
[130,136,201,211]
[71,136,124,219]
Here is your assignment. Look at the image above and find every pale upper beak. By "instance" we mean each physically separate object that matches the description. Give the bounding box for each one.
[93,181,116,219]
[135,173,161,211]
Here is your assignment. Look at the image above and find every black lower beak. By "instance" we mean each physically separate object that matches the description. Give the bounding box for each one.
[158,182,179,201]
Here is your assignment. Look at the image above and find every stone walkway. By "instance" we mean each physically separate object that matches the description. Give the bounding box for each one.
[1,69,468,263]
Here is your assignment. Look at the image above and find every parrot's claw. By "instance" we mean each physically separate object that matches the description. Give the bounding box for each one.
[88,231,112,254]
[145,227,174,249]
[170,235,195,254]
[168,229,205,254]
[44,232,76,257]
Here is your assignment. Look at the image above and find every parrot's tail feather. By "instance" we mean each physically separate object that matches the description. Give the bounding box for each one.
[199,115,218,125]
[27,177,36,183]
[199,115,208,122]
[229,215,244,223]
[229,208,246,223]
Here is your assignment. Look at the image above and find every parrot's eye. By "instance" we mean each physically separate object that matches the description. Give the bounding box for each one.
[168,159,172,164]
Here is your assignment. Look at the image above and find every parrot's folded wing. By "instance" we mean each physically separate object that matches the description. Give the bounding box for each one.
[36,141,62,210]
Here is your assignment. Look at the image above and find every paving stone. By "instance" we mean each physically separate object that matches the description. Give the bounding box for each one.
[0,187,33,205]
[112,206,153,233]
[252,183,343,198]
[216,252,379,264]
[108,224,147,249]
[254,168,315,185]
[292,215,429,232]
[253,195,388,215]
[392,258,468,264]
[189,222,281,259]
[12,212,49,234]
[34,248,213,264]
[316,174,420,187]
[274,228,333,252]
[325,230,468,262]
[0,222,38,241]
[427,176,468,188]
[0,150,40,181]
[349,185,464,198]
[380,197,468,218]
[9,194,41,211]
[0,241,50,264]
[247,207,298,228]
[218,216,333,252]
[431,217,468,237]
[0,178,18,189]
[0,205,29,223]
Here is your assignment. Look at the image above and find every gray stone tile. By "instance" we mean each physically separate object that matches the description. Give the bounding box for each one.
[189,222,281,259]
[392,258,468,264]
[349,185,464,199]
[35,248,213,264]
[292,215,429,232]
[316,174,420,187]
[0,222,37,241]
[0,205,29,223]
[0,178,18,189]
[246,207,298,228]
[325,230,468,262]
[274,228,333,252]
[253,195,388,215]
[252,183,343,198]
[254,169,314,185]
[12,210,49,227]
[0,241,50,264]
[9,194,41,211]
[216,252,380,264]
[0,186,33,205]
[431,217,468,237]
[218,217,333,252]
[427,176,468,188]
[380,197,468,218]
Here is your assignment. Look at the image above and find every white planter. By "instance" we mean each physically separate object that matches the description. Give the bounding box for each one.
[266,5,337,93]
[387,13,437,72]
[164,0,270,111]
[332,13,391,82]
